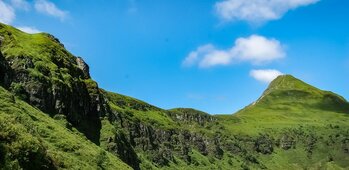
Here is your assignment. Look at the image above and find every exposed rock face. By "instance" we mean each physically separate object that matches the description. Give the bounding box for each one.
[44,33,65,48]
[168,108,217,126]
[108,112,337,169]
[279,135,296,150]
[76,57,90,79]
[8,57,103,143]
[105,114,225,168]
[107,129,140,170]
[254,135,274,154]
[0,37,12,87]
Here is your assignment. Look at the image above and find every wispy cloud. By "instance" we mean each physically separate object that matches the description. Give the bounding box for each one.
[0,0,15,24]
[183,35,285,68]
[34,0,68,21]
[16,26,41,34]
[10,0,30,10]
[215,0,320,24]
[250,69,284,83]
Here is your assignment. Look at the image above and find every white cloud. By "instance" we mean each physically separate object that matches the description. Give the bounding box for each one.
[0,1,39,34]
[250,69,284,83]
[183,44,216,67]
[0,0,15,24]
[34,0,68,21]
[233,35,285,64]
[215,0,319,23]
[11,0,30,10]
[183,35,285,68]
[16,26,41,34]
[199,49,231,67]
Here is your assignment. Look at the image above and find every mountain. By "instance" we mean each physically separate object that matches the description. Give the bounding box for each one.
[1,23,349,169]
[234,75,349,133]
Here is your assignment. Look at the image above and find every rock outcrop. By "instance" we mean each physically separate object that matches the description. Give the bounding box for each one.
[105,114,225,168]
[76,57,90,79]
[168,108,217,126]
[0,36,12,87]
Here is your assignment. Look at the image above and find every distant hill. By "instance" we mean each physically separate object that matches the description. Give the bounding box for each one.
[1,22,349,169]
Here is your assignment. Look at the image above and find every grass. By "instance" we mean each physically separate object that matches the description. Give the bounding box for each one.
[0,22,99,100]
[0,86,131,169]
[218,75,349,136]
[103,89,178,129]
[0,23,74,78]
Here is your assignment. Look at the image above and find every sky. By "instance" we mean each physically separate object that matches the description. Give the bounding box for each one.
[0,0,349,114]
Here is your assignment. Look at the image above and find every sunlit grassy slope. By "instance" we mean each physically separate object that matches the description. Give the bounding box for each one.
[0,23,77,74]
[218,75,349,135]
[0,86,131,169]
[102,90,223,136]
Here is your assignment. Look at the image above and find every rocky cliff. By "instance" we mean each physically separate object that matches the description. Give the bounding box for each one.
[0,23,106,144]
[0,36,12,87]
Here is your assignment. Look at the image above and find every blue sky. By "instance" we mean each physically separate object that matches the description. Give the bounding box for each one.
[1,0,349,114]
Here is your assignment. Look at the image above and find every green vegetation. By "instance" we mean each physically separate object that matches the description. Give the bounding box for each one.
[103,90,177,129]
[0,23,80,83]
[101,75,349,169]
[0,22,103,144]
[0,86,131,169]
[226,75,349,135]
[1,22,349,169]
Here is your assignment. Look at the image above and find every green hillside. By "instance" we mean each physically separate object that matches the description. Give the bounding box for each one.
[214,75,349,169]
[0,86,131,169]
[1,22,349,169]
[224,75,349,135]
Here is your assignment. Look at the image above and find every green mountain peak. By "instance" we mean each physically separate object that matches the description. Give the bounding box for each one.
[265,74,320,94]
[244,74,349,115]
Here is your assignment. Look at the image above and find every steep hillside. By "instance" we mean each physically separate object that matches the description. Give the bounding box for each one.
[0,86,131,169]
[229,75,349,135]
[1,22,349,169]
[0,23,106,144]
[101,90,226,169]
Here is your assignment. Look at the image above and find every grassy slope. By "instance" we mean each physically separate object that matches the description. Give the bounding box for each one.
[220,75,349,135]
[102,90,223,137]
[214,75,349,169]
[0,86,131,169]
[102,89,177,129]
[0,23,77,76]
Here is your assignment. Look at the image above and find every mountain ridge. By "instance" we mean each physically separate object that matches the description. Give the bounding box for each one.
[1,22,349,169]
